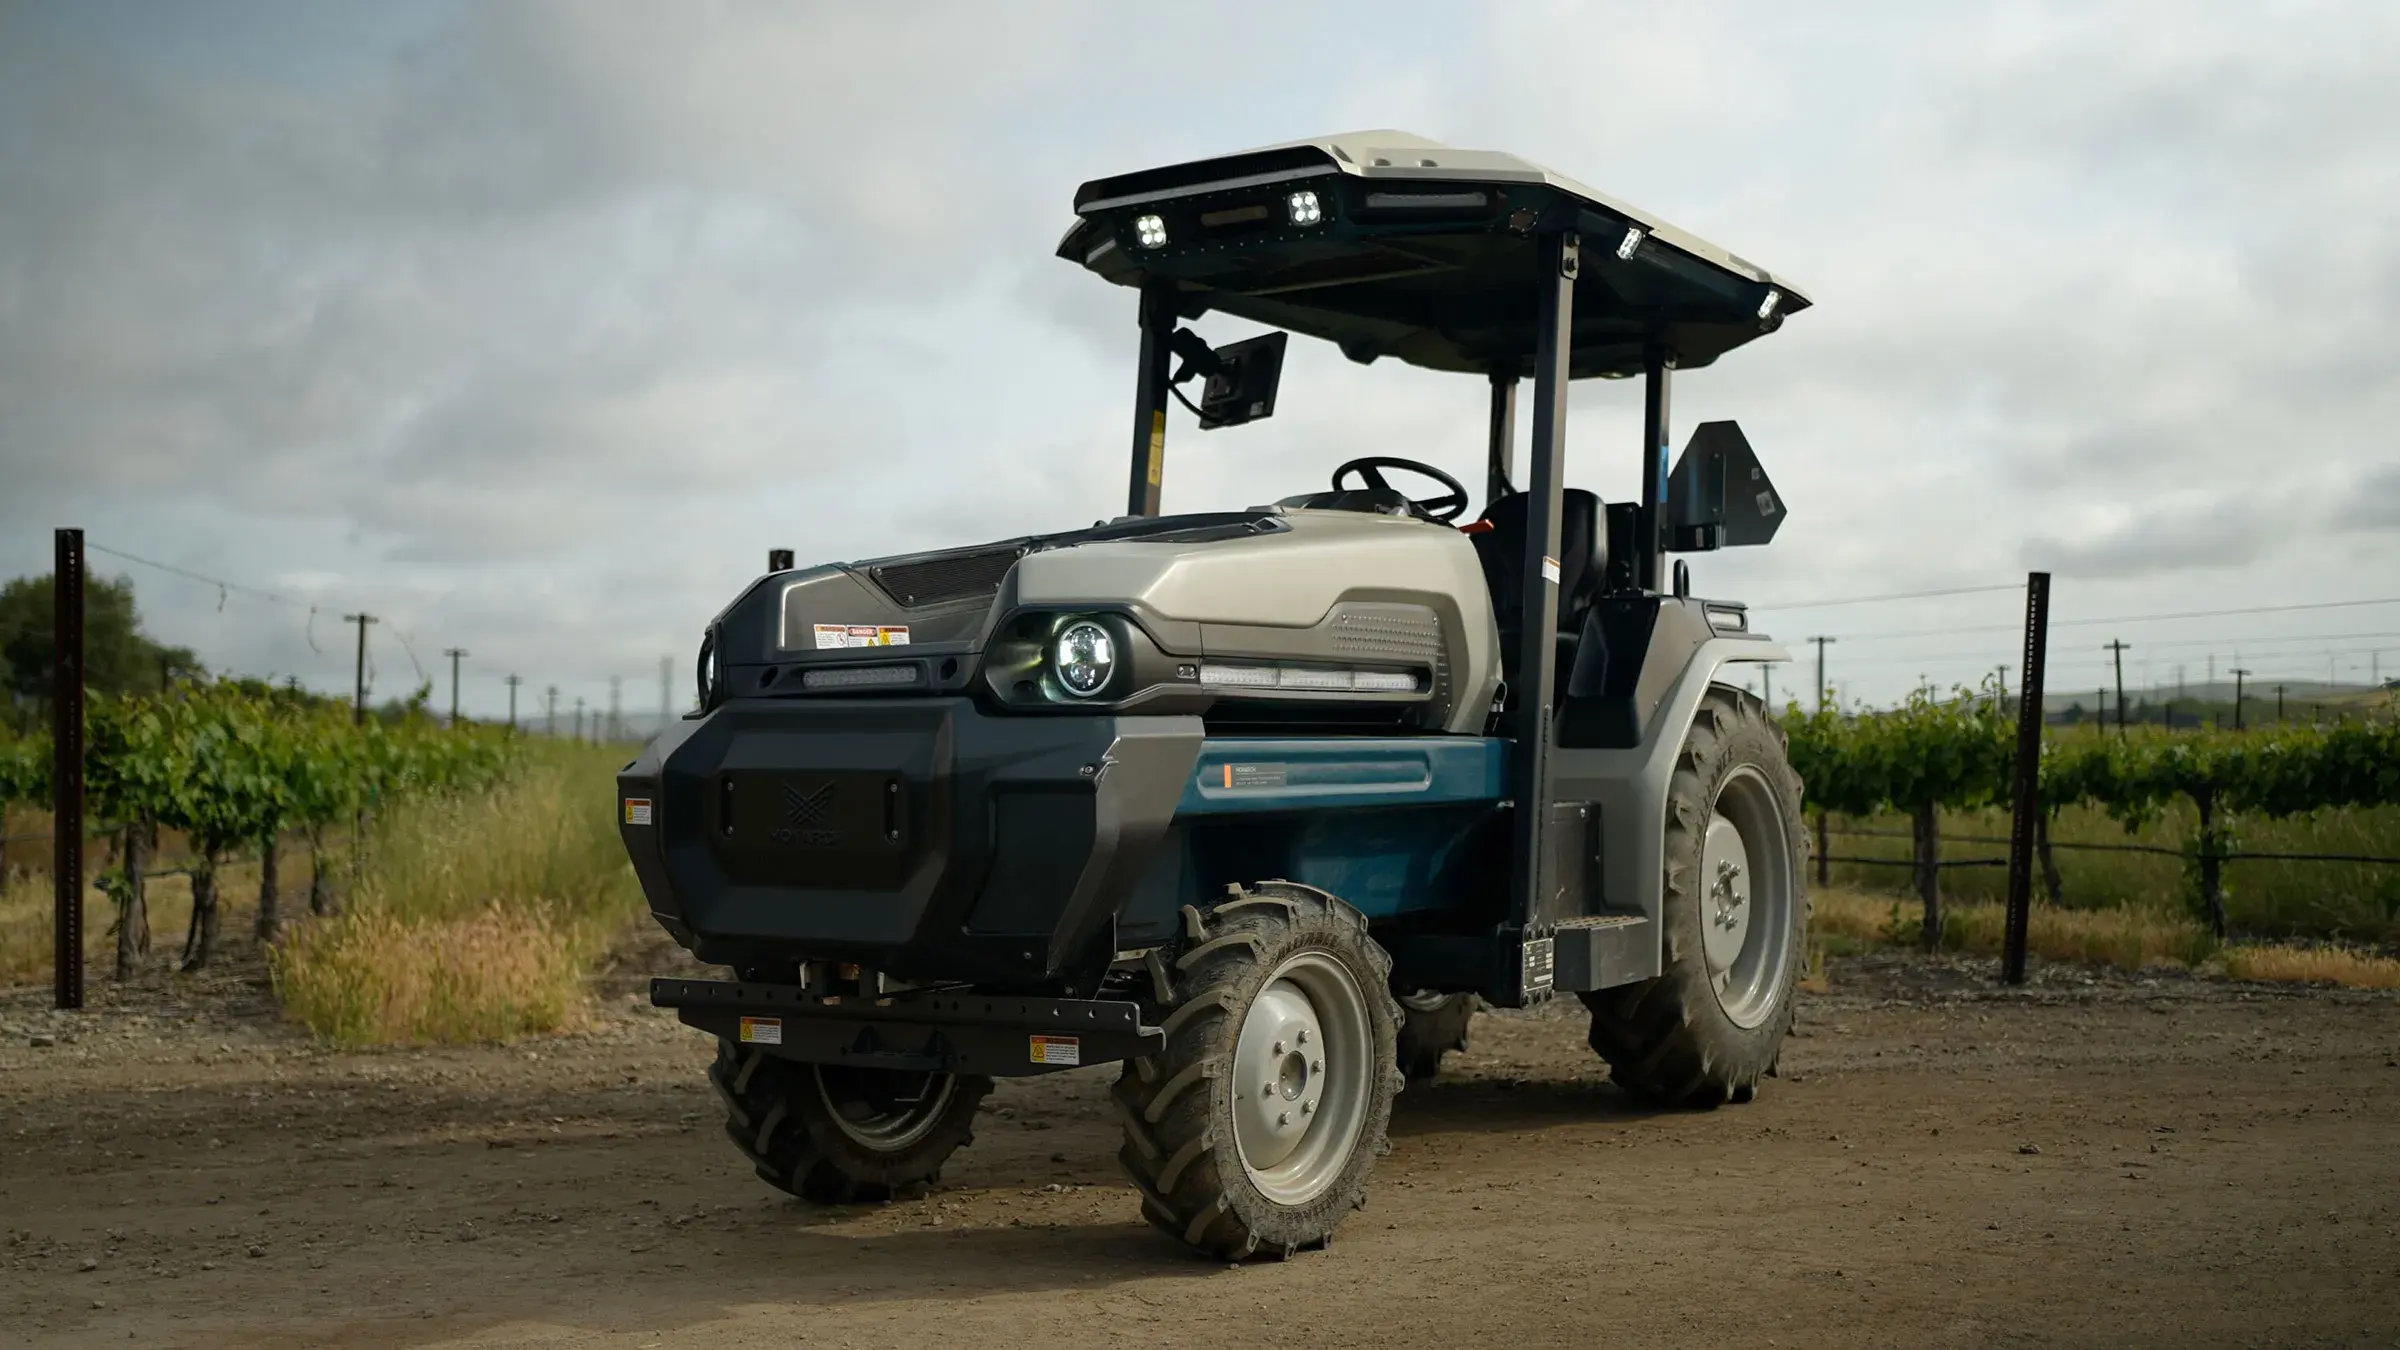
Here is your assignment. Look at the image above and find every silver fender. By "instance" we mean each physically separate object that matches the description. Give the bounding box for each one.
[1548,638,1788,983]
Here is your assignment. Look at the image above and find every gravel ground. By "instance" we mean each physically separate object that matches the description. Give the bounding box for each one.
[3,954,2396,1349]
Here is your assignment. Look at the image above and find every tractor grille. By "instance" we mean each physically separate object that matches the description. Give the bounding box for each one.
[867,545,1025,608]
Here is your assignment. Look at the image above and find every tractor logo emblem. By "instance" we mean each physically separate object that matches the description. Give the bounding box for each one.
[771,781,841,847]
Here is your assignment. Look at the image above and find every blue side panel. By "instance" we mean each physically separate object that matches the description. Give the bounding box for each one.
[1135,737,1512,923]
[1176,737,1509,816]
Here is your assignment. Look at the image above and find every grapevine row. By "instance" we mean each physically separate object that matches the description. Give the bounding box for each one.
[1782,687,2400,939]
[1,680,513,974]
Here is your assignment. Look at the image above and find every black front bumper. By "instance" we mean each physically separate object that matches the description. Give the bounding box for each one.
[653,977,1162,1076]
[619,697,1200,988]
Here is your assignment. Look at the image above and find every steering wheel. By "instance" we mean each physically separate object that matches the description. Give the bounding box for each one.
[1331,456,1471,523]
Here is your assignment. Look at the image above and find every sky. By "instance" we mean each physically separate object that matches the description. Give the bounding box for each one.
[3,0,2396,723]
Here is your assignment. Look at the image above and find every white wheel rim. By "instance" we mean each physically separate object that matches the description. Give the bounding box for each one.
[1230,951,1372,1206]
[1702,764,1797,1029]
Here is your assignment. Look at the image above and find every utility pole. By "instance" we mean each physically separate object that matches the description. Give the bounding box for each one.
[1809,636,1836,714]
[607,675,623,743]
[2231,668,2251,731]
[443,647,470,728]
[2275,683,2285,722]
[2105,639,2131,732]
[505,675,523,731]
[1996,664,2009,706]
[574,697,585,743]
[545,685,559,737]
[343,613,378,726]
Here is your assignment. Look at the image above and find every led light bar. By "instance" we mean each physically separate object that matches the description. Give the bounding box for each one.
[801,663,921,690]
[1197,663,1422,693]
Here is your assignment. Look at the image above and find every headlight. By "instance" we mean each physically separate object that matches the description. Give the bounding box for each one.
[695,630,720,710]
[1051,621,1116,698]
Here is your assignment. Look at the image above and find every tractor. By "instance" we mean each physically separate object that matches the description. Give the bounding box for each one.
[619,131,1809,1259]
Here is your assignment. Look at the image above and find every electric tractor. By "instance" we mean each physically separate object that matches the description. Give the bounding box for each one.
[619,131,1811,1260]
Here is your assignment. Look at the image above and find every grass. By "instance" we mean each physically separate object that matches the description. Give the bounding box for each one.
[1817,799,2400,944]
[269,739,644,1045]
[2220,943,2400,991]
[1813,887,2217,970]
[3,738,641,1045]
[1813,885,2400,989]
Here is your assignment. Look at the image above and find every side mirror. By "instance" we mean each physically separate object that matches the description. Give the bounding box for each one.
[1664,420,1785,551]
[1172,329,1288,429]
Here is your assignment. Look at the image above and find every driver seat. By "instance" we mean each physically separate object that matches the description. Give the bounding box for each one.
[1470,489,1605,706]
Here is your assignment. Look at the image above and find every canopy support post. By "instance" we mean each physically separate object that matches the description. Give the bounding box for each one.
[1501,231,1577,1003]
[1125,281,1175,518]
[1484,372,1518,509]
[1637,343,1673,593]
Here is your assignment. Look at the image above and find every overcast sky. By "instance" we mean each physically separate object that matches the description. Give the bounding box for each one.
[4,1,2396,721]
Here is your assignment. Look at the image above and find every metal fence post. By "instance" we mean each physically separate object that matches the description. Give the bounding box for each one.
[53,528,86,1010]
[2002,571,2051,986]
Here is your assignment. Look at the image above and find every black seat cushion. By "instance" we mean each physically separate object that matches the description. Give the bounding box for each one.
[1471,489,1605,708]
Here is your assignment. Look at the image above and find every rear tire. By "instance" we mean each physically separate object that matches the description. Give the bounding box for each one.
[1115,882,1403,1260]
[710,1041,991,1203]
[1582,687,1808,1107]
[1394,991,1477,1082]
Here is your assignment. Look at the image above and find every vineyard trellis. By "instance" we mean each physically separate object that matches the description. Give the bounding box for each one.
[2,680,511,978]
[1785,693,2400,942]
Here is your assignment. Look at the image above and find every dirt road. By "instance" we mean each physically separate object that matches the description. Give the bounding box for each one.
[4,958,2396,1349]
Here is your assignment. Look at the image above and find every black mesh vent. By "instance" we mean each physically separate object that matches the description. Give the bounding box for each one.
[868,546,1024,608]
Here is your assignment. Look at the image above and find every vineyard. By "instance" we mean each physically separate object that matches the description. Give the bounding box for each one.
[0,677,658,1043]
[1783,686,2400,950]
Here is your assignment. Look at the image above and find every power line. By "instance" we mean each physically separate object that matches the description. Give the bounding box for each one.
[1748,583,2022,612]
[85,542,312,610]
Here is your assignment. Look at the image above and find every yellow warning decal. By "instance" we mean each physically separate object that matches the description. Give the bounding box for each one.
[1029,1034,1080,1066]
[739,1016,782,1046]
[1146,410,1165,486]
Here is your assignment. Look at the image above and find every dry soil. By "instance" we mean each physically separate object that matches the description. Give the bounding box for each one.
[3,956,2397,1349]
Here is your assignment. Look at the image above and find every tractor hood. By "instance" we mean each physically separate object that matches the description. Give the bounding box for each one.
[697,508,1500,735]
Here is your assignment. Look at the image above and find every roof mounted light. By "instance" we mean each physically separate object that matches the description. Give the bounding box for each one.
[1616,226,1645,260]
[1134,214,1167,249]
[1758,288,1782,320]
[1287,190,1323,226]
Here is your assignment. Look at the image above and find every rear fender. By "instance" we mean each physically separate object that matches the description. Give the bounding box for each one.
[1548,637,1788,982]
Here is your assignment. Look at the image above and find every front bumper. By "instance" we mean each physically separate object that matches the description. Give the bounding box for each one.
[618,697,1201,988]
[652,977,1162,1076]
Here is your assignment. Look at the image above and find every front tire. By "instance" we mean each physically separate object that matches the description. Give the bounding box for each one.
[1115,882,1403,1260]
[1582,687,1808,1107]
[710,1042,991,1203]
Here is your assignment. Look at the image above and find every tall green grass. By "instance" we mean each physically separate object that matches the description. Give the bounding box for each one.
[270,740,642,1045]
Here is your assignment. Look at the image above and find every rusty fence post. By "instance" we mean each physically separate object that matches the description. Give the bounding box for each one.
[54,527,86,1010]
[2002,571,2051,986]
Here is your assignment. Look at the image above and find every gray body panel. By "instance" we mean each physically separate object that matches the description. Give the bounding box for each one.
[1550,638,1789,984]
[1012,509,1500,734]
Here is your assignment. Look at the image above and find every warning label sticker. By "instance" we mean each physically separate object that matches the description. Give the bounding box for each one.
[622,798,653,826]
[1029,1034,1080,1067]
[1223,762,1287,790]
[813,624,911,650]
[739,1016,782,1046]
[1541,555,1562,585]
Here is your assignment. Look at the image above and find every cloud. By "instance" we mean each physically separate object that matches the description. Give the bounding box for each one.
[3,0,2396,712]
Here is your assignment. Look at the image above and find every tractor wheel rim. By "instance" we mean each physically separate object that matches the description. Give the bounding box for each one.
[1231,950,1371,1206]
[1702,764,1795,1029]
[812,1066,958,1152]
